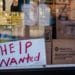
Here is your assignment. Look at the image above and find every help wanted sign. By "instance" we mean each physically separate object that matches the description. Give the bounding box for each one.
[0,38,46,69]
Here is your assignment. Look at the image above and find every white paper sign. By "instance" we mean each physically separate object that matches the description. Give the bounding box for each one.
[0,38,46,69]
